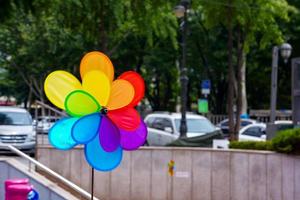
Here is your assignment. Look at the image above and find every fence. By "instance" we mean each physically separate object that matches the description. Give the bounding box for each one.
[206,110,292,125]
[32,101,293,146]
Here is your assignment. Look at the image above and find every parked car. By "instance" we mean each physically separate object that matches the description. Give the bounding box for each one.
[0,106,36,154]
[144,112,221,146]
[217,118,258,136]
[238,120,294,142]
[274,120,293,130]
[36,116,59,134]
[239,123,266,141]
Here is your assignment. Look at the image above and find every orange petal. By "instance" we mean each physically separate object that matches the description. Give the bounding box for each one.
[106,79,134,110]
[108,108,140,131]
[80,51,114,82]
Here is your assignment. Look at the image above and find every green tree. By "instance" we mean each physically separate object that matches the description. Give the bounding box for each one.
[199,0,295,140]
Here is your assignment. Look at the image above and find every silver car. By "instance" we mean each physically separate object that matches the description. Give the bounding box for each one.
[0,106,36,154]
[144,112,219,146]
[36,116,59,134]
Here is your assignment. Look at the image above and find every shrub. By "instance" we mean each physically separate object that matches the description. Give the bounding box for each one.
[272,128,300,154]
[229,141,273,151]
[229,128,300,154]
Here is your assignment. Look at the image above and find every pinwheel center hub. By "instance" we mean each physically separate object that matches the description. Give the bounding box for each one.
[101,107,108,115]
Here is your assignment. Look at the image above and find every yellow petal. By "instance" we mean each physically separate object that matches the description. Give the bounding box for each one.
[106,80,134,110]
[82,70,110,106]
[44,70,82,109]
[80,51,114,82]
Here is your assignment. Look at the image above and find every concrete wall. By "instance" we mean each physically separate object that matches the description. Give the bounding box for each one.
[37,146,300,200]
[0,158,79,199]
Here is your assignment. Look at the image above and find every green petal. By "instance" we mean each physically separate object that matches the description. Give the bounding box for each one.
[65,90,101,117]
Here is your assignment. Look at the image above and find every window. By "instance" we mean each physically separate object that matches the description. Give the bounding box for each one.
[222,121,229,126]
[0,112,32,125]
[242,127,264,137]
[241,120,252,127]
[145,117,155,128]
[152,118,173,133]
[175,118,215,134]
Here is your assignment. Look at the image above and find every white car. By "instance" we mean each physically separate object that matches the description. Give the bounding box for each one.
[36,116,59,134]
[0,106,36,154]
[238,120,294,141]
[239,123,266,141]
[144,112,220,146]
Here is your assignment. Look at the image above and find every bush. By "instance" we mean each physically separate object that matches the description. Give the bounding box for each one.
[229,141,273,151]
[272,128,300,154]
[229,128,300,154]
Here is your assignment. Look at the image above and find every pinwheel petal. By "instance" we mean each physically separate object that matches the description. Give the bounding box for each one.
[108,108,140,131]
[80,51,114,82]
[99,116,120,152]
[120,120,147,150]
[65,90,101,117]
[49,117,78,150]
[118,71,145,107]
[84,135,123,171]
[106,79,134,110]
[44,70,82,109]
[82,70,110,106]
[71,113,101,144]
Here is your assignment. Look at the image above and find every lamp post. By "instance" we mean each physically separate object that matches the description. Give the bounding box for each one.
[174,0,190,138]
[268,43,292,139]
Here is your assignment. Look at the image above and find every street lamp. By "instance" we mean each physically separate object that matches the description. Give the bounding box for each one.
[280,43,292,63]
[173,0,190,138]
[268,43,292,138]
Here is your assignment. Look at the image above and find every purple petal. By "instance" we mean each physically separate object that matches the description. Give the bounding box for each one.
[120,120,147,150]
[99,116,120,152]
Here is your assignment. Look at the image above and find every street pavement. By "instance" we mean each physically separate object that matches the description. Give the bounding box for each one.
[0,154,31,167]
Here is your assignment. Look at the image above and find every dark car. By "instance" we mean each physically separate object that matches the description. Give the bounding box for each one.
[216,118,258,136]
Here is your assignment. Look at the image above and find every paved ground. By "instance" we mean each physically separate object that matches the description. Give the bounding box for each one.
[0,154,31,167]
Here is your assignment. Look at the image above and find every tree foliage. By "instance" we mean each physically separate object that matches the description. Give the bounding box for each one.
[0,0,298,119]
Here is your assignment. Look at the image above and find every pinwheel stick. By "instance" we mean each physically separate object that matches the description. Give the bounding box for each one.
[91,167,94,200]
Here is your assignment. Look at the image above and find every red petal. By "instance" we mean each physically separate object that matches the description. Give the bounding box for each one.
[108,108,140,131]
[118,71,145,107]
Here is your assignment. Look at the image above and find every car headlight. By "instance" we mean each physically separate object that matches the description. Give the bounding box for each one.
[26,131,36,142]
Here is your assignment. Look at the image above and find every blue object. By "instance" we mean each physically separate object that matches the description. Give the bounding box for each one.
[49,117,78,150]
[201,80,211,89]
[240,113,249,119]
[27,189,39,200]
[84,134,123,171]
[72,113,101,144]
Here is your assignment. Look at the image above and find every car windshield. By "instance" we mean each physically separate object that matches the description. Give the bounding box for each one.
[0,112,32,125]
[175,118,215,133]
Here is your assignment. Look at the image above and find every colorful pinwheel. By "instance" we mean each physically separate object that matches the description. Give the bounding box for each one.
[44,51,147,171]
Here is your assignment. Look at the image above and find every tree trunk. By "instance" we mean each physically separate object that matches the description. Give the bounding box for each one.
[241,54,247,114]
[26,85,33,111]
[234,25,244,140]
[227,0,235,140]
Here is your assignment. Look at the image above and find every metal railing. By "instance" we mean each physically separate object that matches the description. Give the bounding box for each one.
[34,100,67,118]
[7,145,99,200]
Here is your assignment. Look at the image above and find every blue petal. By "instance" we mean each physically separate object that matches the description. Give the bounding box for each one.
[84,134,123,171]
[71,113,101,144]
[49,117,79,150]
